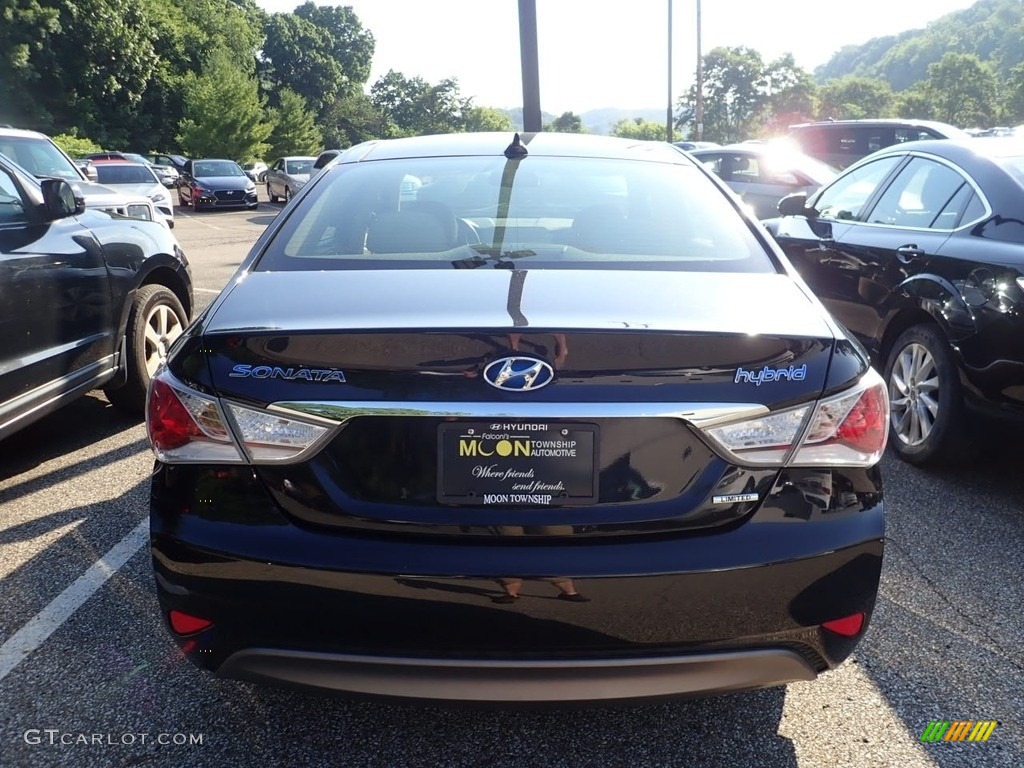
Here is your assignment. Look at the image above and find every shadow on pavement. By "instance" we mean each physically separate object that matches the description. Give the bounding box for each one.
[857,452,1024,767]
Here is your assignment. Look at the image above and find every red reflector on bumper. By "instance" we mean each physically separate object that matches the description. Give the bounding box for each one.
[822,612,865,637]
[169,610,213,635]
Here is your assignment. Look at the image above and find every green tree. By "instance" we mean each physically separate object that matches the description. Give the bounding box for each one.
[267,89,323,158]
[545,112,585,133]
[818,76,895,120]
[321,91,384,148]
[676,47,769,143]
[611,117,674,141]
[51,131,102,156]
[924,52,998,126]
[177,50,274,159]
[763,54,818,133]
[261,13,342,116]
[293,2,373,87]
[465,106,513,132]
[370,70,470,136]
[1002,61,1024,124]
[893,85,935,120]
[0,0,61,126]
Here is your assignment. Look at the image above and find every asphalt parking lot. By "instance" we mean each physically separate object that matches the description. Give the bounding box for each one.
[0,194,1022,768]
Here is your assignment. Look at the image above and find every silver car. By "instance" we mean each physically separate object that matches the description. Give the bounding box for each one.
[690,143,838,220]
[266,156,316,203]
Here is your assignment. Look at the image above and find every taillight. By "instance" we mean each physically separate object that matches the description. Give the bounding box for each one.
[791,368,889,466]
[147,375,243,463]
[146,370,336,464]
[703,368,888,468]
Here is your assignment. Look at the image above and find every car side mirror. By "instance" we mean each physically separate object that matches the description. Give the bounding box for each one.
[40,178,84,219]
[778,192,814,217]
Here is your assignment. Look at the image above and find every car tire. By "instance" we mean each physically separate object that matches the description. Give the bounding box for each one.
[192,196,202,213]
[883,323,970,465]
[105,285,187,413]
[267,183,277,203]
[284,186,291,203]
[178,190,186,207]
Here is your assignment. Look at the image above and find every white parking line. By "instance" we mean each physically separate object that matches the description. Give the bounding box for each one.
[194,287,221,294]
[0,518,148,683]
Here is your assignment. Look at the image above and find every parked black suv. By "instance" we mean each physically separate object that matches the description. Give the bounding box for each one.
[787,119,968,169]
[0,152,192,439]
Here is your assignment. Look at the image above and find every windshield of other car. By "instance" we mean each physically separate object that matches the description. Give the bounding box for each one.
[256,155,777,273]
[285,159,313,175]
[194,160,244,178]
[0,136,83,181]
[95,164,159,184]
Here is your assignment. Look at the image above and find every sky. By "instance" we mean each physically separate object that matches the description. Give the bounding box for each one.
[256,0,979,114]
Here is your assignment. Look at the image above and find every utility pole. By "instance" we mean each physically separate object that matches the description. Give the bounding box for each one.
[518,0,541,132]
[667,0,673,142]
[695,0,704,141]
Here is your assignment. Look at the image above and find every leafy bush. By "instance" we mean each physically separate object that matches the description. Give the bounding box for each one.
[51,132,102,157]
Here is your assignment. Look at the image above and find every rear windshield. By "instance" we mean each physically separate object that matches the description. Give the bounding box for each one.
[255,155,777,273]
[95,164,157,184]
[285,159,313,175]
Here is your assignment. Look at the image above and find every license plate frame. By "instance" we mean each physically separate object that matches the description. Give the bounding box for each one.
[437,421,599,506]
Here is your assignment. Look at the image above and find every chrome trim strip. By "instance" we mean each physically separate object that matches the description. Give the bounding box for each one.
[268,401,770,429]
[219,648,817,702]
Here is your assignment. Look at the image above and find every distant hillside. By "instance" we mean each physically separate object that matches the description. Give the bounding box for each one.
[815,0,1024,90]
[499,106,664,134]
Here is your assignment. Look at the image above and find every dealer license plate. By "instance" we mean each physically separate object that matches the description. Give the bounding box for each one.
[437,421,598,505]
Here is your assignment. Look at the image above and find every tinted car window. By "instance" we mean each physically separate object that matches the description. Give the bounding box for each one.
[258,156,776,273]
[96,164,160,184]
[814,155,902,221]
[866,158,967,229]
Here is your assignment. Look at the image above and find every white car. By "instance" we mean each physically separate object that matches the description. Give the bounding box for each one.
[93,161,174,228]
[0,128,158,224]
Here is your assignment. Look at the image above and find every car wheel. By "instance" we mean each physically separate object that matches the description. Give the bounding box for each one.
[284,186,292,203]
[105,285,187,413]
[192,196,202,213]
[267,183,277,203]
[178,190,186,207]
[883,324,969,465]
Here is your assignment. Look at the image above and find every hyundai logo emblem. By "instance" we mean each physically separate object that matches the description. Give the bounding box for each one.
[483,356,555,391]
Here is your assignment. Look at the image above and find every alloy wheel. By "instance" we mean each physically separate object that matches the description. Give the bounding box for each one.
[143,302,185,377]
[888,342,939,446]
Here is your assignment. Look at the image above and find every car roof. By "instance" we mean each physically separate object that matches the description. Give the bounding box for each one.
[787,118,967,137]
[0,126,51,139]
[342,132,690,163]
[865,135,1024,165]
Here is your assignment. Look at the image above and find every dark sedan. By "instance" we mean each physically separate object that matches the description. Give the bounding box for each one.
[764,137,1024,465]
[176,158,257,211]
[147,132,887,703]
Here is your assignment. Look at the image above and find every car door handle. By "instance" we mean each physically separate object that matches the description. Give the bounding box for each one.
[897,244,924,264]
[817,236,835,251]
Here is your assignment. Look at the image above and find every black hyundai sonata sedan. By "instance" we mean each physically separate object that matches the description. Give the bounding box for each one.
[147,132,887,703]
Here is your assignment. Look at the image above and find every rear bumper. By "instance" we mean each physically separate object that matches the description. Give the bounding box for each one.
[150,463,884,701]
[217,648,816,703]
